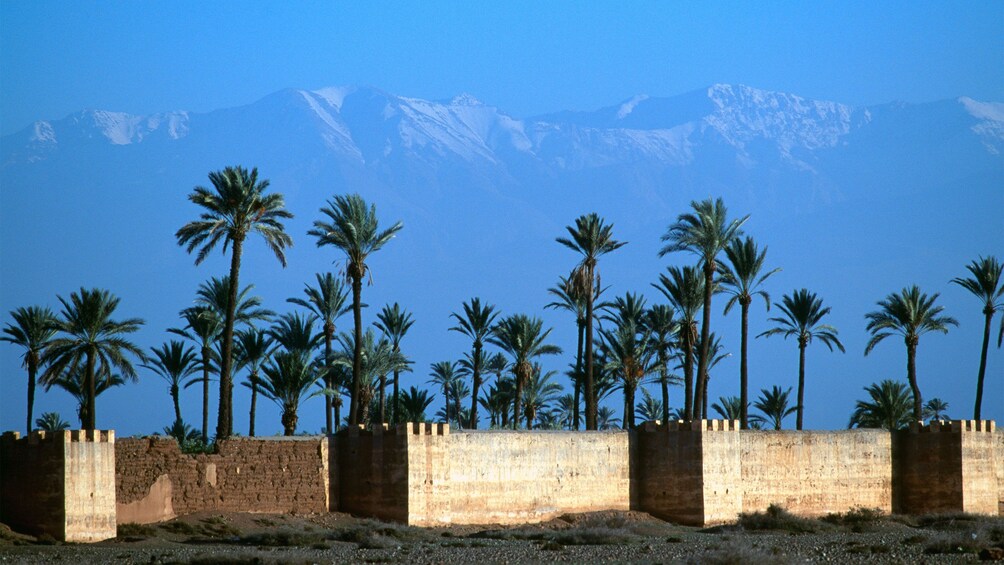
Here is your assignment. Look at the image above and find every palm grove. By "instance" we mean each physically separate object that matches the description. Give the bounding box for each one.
[4,166,1002,442]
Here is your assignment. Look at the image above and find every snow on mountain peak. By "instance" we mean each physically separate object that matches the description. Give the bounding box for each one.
[449,93,484,107]
[312,86,357,111]
[960,97,1004,122]
[617,95,650,119]
[30,121,57,144]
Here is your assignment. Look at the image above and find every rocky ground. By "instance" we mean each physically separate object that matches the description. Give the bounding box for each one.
[1,507,1002,564]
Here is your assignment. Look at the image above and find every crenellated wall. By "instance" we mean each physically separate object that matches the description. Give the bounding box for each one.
[0,430,116,542]
[1,420,1001,540]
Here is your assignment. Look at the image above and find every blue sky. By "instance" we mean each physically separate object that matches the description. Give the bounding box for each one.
[1,1,1002,436]
[2,1,1002,135]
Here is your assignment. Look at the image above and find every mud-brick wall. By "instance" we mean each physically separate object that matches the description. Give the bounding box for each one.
[116,436,329,524]
[740,430,893,516]
[442,430,631,526]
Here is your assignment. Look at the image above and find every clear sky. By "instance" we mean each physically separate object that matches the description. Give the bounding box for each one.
[2,1,1002,135]
[1,1,1002,436]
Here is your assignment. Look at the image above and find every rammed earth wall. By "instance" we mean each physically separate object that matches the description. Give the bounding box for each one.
[1,420,1002,540]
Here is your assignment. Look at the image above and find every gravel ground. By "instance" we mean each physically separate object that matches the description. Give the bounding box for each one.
[1,509,1001,564]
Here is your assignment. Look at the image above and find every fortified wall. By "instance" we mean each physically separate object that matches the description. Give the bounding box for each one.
[1,420,1001,541]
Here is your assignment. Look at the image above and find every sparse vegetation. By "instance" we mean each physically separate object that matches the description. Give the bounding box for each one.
[737,504,823,533]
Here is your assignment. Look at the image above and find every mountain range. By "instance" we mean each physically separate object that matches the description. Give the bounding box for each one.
[1,83,1001,434]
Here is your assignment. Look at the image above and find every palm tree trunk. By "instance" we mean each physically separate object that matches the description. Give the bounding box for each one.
[974,309,992,419]
[694,263,714,422]
[513,373,524,430]
[573,321,584,430]
[248,371,258,437]
[171,384,182,423]
[702,372,709,419]
[378,374,387,424]
[469,342,483,429]
[282,408,296,436]
[455,391,463,429]
[392,369,400,425]
[334,396,341,430]
[740,301,750,429]
[84,349,96,430]
[659,357,670,424]
[796,341,806,430]
[201,348,210,444]
[26,359,37,434]
[349,275,363,426]
[683,329,694,420]
[624,383,635,429]
[584,268,597,430]
[217,237,244,440]
[907,339,922,421]
[324,324,333,433]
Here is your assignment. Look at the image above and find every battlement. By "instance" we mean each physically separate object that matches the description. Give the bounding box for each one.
[638,419,741,432]
[908,420,996,433]
[342,422,451,437]
[2,429,115,445]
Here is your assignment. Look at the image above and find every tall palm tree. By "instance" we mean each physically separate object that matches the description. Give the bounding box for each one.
[865,286,958,422]
[697,332,730,419]
[176,165,293,439]
[375,303,415,425]
[332,329,409,426]
[660,198,747,423]
[750,385,797,430]
[653,265,705,420]
[40,288,145,430]
[35,412,70,432]
[449,297,498,430]
[758,289,845,430]
[288,273,350,432]
[169,306,221,443]
[428,361,461,427]
[258,352,319,436]
[720,236,779,429]
[46,367,126,427]
[488,314,562,429]
[643,304,678,424]
[234,328,273,436]
[2,305,58,433]
[556,213,626,430]
[142,340,200,424]
[848,380,913,430]
[600,318,654,429]
[950,256,1003,419]
[309,194,403,426]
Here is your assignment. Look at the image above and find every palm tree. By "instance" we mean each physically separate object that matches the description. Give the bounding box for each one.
[35,412,70,432]
[712,395,744,420]
[636,388,665,423]
[600,317,654,429]
[269,312,321,359]
[332,329,409,426]
[288,273,350,432]
[951,256,1003,419]
[163,419,201,445]
[521,367,563,429]
[865,286,958,422]
[653,265,705,420]
[556,213,626,430]
[643,304,679,424]
[258,352,319,435]
[758,289,845,430]
[720,236,779,429]
[923,398,950,421]
[169,306,221,443]
[428,361,461,427]
[142,340,200,424]
[234,328,273,436]
[488,314,562,429]
[449,297,497,430]
[46,366,126,427]
[40,288,144,430]
[176,166,293,439]
[309,194,403,426]
[375,303,415,425]
[597,406,621,430]
[397,386,435,422]
[697,332,730,419]
[848,380,913,430]
[195,276,275,329]
[660,198,747,423]
[750,385,797,430]
[2,306,58,433]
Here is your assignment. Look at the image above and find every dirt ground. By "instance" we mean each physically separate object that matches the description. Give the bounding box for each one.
[1,508,1002,564]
